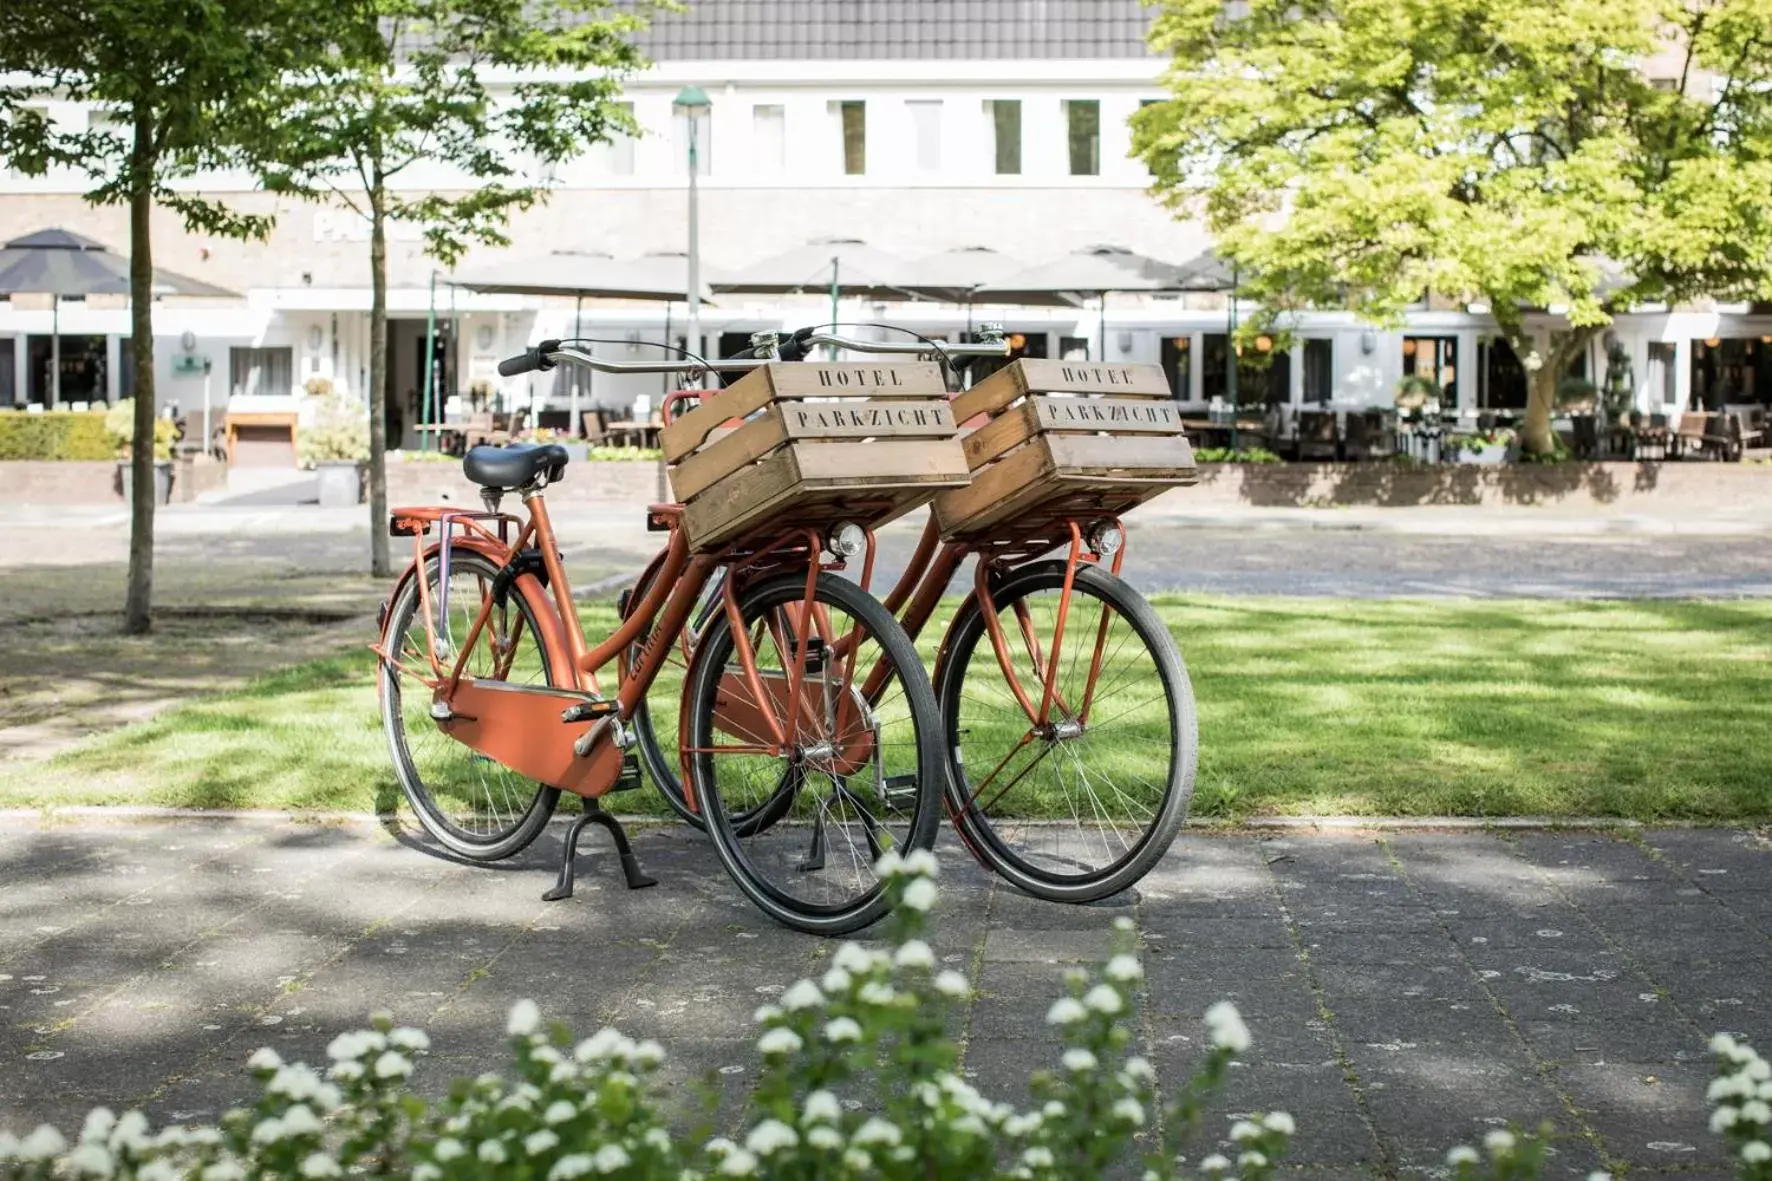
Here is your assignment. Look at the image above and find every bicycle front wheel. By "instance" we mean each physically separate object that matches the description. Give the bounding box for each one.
[935,560,1196,902]
[380,551,560,861]
[685,572,944,935]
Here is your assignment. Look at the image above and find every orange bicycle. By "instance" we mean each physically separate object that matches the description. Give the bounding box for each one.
[631,329,1201,904]
[375,341,959,935]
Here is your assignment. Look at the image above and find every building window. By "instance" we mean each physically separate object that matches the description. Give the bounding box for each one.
[1303,338,1333,403]
[907,100,942,174]
[1059,335,1091,362]
[230,347,293,399]
[752,104,786,173]
[988,99,1021,175]
[1403,335,1457,399]
[835,100,866,175]
[674,102,711,175]
[1065,99,1100,176]
[588,102,635,177]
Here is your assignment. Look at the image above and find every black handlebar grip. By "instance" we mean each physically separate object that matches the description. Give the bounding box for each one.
[495,340,561,377]
[777,326,816,363]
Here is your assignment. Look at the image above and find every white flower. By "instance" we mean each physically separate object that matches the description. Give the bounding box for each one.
[109,1110,148,1151]
[201,1165,245,1181]
[1746,1058,1772,1082]
[901,877,938,911]
[934,970,970,997]
[330,1060,364,1082]
[874,849,905,878]
[1083,984,1123,1014]
[1114,1097,1146,1126]
[525,1130,560,1155]
[507,999,541,1037]
[1113,916,1136,932]
[718,1147,759,1175]
[758,1027,803,1056]
[248,1047,283,1072]
[1062,1048,1098,1072]
[478,1139,508,1164]
[746,1119,799,1155]
[373,1051,412,1079]
[251,1117,286,1145]
[1230,1119,1262,1142]
[594,1144,631,1173]
[282,1105,321,1137]
[1004,1112,1043,1137]
[1022,1146,1055,1168]
[1204,1001,1250,1053]
[634,1039,664,1068]
[903,849,941,878]
[822,967,853,994]
[894,940,935,970]
[80,1108,116,1144]
[575,1027,635,1063]
[781,980,825,1010]
[645,1128,671,1151]
[1124,1056,1156,1082]
[1742,1099,1772,1124]
[833,942,874,974]
[842,1149,871,1171]
[807,1126,842,1150]
[389,1027,430,1052]
[858,982,898,1006]
[1047,998,1087,1026]
[803,1090,841,1124]
[410,1166,441,1181]
[1714,1034,1741,1056]
[1447,1146,1481,1166]
[1239,1151,1268,1168]
[1744,1142,1772,1164]
[327,1031,374,1061]
[1264,1111,1296,1135]
[1105,954,1144,983]
[550,1157,593,1180]
[853,1117,903,1147]
[1714,1106,1742,1133]
[1484,1129,1517,1155]
[544,1100,576,1126]
[753,1004,781,1025]
[65,1143,113,1176]
[434,1138,465,1161]
[1199,1153,1231,1173]
[1586,1172,1612,1181]
[825,1017,863,1042]
[300,1154,341,1178]
[1043,1101,1065,1119]
[138,1162,179,1181]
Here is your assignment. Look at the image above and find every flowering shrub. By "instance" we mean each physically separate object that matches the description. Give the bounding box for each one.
[1707,1033,1772,1179]
[0,854,1757,1181]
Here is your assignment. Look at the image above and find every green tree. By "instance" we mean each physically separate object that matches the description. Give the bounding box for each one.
[0,0,335,633]
[1133,0,1772,455]
[269,0,650,576]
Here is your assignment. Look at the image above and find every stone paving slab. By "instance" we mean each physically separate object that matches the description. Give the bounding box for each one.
[1,817,1769,1178]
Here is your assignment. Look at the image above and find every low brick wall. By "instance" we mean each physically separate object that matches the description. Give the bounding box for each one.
[1164,461,1772,511]
[2,457,226,505]
[384,458,666,507]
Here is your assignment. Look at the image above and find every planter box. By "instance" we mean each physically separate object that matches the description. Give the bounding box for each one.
[315,460,366,507]
[116,459,174,506]
[1453,448,1508,465]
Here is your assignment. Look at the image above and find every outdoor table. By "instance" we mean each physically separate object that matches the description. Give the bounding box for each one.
[1179,417,1263,451]
[605,420,662,449]
[413,423,466,456]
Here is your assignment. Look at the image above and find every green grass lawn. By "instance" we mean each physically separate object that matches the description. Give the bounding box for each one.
[5,597,1769,822]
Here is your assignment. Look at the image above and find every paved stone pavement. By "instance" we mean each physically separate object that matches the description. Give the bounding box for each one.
[2,817,1767,1176]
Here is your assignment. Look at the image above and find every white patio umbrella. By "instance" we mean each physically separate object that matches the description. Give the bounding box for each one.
[973,244,1194,360]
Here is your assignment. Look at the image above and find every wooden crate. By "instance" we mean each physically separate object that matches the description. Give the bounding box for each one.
[662,362,970,551]
[932,359,1197,541]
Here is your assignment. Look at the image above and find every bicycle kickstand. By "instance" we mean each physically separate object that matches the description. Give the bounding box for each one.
[542,800,659,901]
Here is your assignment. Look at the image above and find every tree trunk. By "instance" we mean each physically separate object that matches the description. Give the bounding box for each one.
[367,181,391,577]
[1522,363,1560,458]
[123,103,157,635]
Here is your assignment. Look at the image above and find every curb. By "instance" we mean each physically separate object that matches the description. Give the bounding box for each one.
[0,807,1747,832]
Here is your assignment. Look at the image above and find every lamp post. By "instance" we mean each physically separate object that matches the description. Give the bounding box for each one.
[673,86,710,378]
[1227,262,1240,454]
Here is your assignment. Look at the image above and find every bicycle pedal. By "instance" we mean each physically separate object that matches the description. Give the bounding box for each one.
[607,753,645,793]
[879,774,920,807]
[561,698,618,724]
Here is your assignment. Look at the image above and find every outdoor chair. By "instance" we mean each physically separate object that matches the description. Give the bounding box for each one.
[1296,409,1338,462]
[580,407,613,444]
[1570,414,1599,460]
[1341,409,1390,461]
[1672,412,1713,460]
[460,413,497,451]
[1705,413,1751,462]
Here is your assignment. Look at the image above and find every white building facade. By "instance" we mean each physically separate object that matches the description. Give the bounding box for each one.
[2,0,1767,455]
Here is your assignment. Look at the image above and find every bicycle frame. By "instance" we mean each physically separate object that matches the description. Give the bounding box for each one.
[378,492,851,804]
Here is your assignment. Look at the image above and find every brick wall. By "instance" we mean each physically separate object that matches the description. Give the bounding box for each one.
[385,459,666,508]
[2,457,225,504]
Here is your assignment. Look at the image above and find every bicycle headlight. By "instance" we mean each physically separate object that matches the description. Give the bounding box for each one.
[826,521,866,558]
[1086,520,1124,557]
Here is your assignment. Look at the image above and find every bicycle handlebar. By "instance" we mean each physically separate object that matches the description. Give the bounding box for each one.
[496,327,1010,378]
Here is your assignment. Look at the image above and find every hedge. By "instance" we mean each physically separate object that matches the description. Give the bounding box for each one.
[0,410,114,461]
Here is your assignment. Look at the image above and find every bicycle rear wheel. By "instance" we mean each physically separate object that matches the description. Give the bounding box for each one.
[935,560,1195,902]
[685,572,943,935]
[380,551,560,860]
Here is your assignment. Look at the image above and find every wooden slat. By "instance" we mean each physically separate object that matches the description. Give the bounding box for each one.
[951,359,1172,421]
[662,363,949,461]
[661,379,777,462]
[1047,433,1197,479]
[779,399,955,440]
[961,401,1039,469]
[932,443,1055,536]
[791,437,969,486]
[1033,395,1186,434]
[669,407,789,503]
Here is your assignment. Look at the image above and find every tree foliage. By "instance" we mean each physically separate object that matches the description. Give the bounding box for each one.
[267,0,650,575]
[0,0,342,630]
[1133,0,1772,452]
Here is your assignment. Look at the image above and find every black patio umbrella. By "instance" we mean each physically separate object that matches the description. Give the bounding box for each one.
[0,227,235,405]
